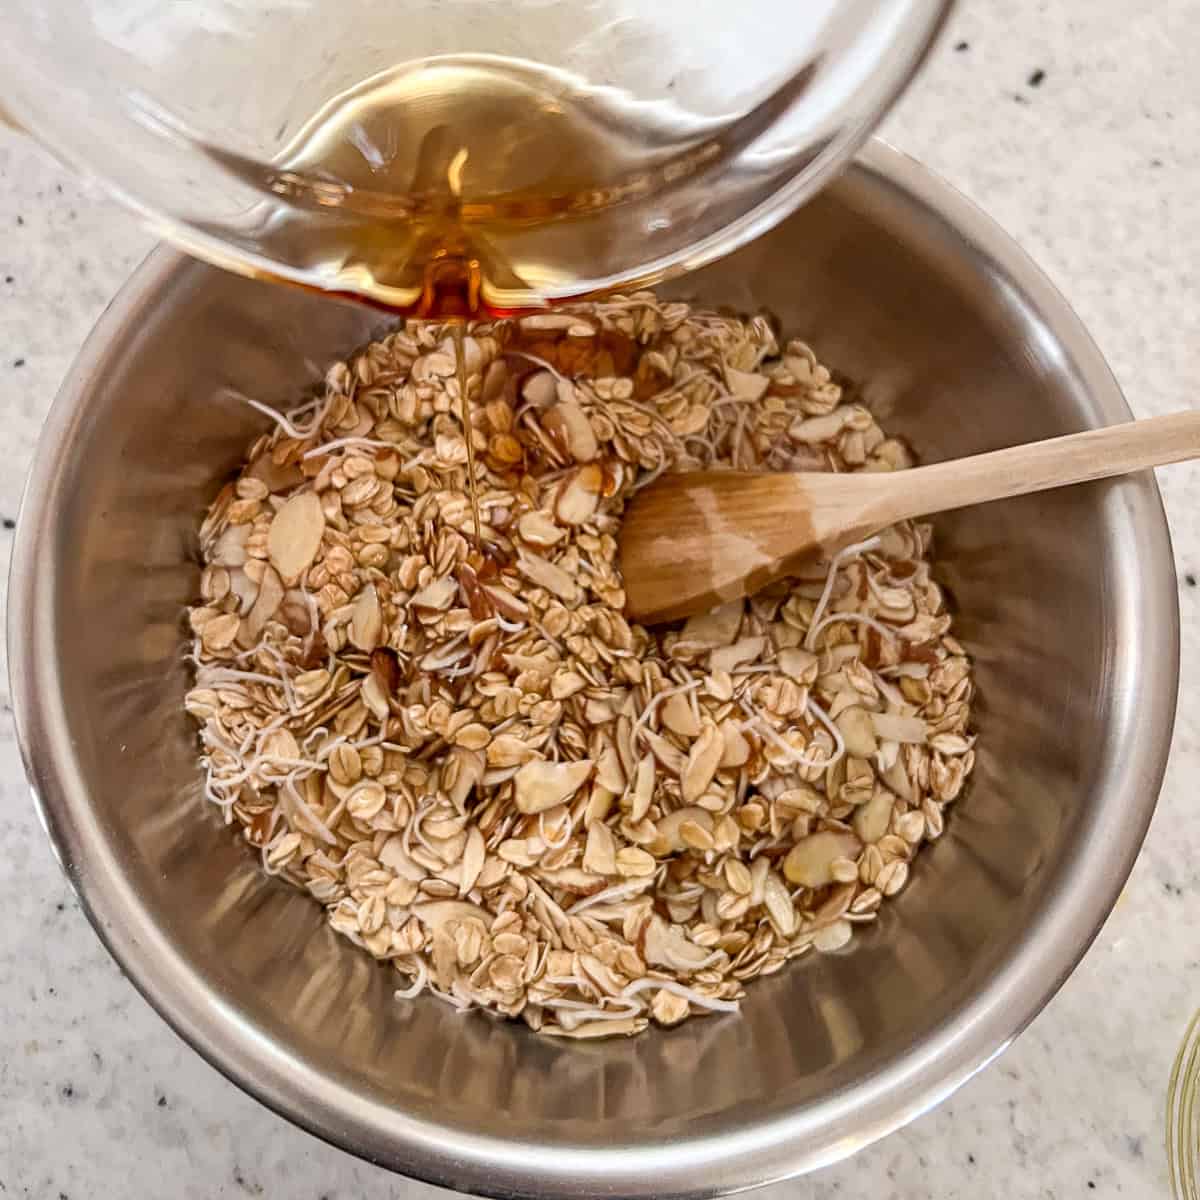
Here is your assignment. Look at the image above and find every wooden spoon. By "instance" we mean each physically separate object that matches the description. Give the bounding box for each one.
[619,410,1200,624]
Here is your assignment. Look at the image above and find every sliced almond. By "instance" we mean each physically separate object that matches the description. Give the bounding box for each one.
[783,830,862,888]
[513,759,594,814]
[724,366,770,402]
[594,742,626,795]
[444,747,484,809]
[547,398,599,462]
[641,729,685,776]
[459,827,486,896]
[748,854,770,905]
[835,706,878,758]
[853,786,895,845]
[520,369,558,408]
[482,359,509,404]
[585,784,617,826]
[412,900,493,931]
[261,728,299,761]
[555,463,603,526]
[881,755,913,801]
[647,807,714,855]
[487,734,537,768]
[583,820,618,875]
[246,453,305,495]
[241,563,284,643]
[762,872,797,936]
[789,409,849,444]
[544,1017,645,1040]
[776,782,825,814]
[630,754,655,823]
[584,695,618,724]
[661,691,701,738]
[550,670,587,700]
[381,840,429,888]
[681,720,723,803]
[643,916,714,974]
[411,576,457,612]
[709,636,766,674]
[517,552,579,602]
[267,491,325,584]
[360,672,390,722]
[777,647,818,683]
[420,638,471,671]
[349,582,382,651]
[200,612,240,652]
[578,952,625,996]
[517,510,565,548]
[482,583,530,623]
[538,866,605,893]
[227,569,258,615]
[212,524,250,567]
[680,601,742,649]
[813,919,853,953]
[870,712,928,744]
[719,720,751,768]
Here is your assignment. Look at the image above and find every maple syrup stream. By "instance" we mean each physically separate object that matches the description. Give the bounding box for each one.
[451,322,484,549]
[413,250,487,550]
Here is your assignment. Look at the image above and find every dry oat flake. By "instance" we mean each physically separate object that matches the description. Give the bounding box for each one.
[185,294,976,1038]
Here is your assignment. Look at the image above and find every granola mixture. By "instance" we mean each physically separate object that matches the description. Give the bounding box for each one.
[185,295,976,1038]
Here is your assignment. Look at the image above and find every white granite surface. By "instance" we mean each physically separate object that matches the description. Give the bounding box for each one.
[1,2,1199,1197]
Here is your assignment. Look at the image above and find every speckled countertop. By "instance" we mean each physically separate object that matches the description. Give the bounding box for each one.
[1,3,1199,1197]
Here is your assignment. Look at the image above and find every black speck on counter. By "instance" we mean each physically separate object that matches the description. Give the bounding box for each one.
[1151,158,1164,168]
[954,39,969,52]
[15,216,23,227]
[967,1153,976,1165]
[232,1167,263,1196]
[156,1093,168,1108]
[12,359,24,368]
[3,518,14,530]
[1027,68,1046,87]
[1185,572,1196,587]
[1012,93,1030,105]
[3,275,12,284]
[1087,1183,1096,1191]
[59,1083,74,1100]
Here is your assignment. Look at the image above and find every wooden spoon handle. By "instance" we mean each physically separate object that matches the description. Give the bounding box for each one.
[876,409,1200,524]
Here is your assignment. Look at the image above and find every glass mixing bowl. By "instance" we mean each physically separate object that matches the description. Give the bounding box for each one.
[0,0,951,309]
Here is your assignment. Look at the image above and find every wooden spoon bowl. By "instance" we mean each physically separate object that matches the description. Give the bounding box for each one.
[619,411,1200,624]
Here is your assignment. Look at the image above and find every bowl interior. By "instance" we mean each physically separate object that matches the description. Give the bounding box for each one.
[12,147,1175,1198]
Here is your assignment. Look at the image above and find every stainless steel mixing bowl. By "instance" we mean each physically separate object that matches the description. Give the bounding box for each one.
[9,140,1179,1199]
